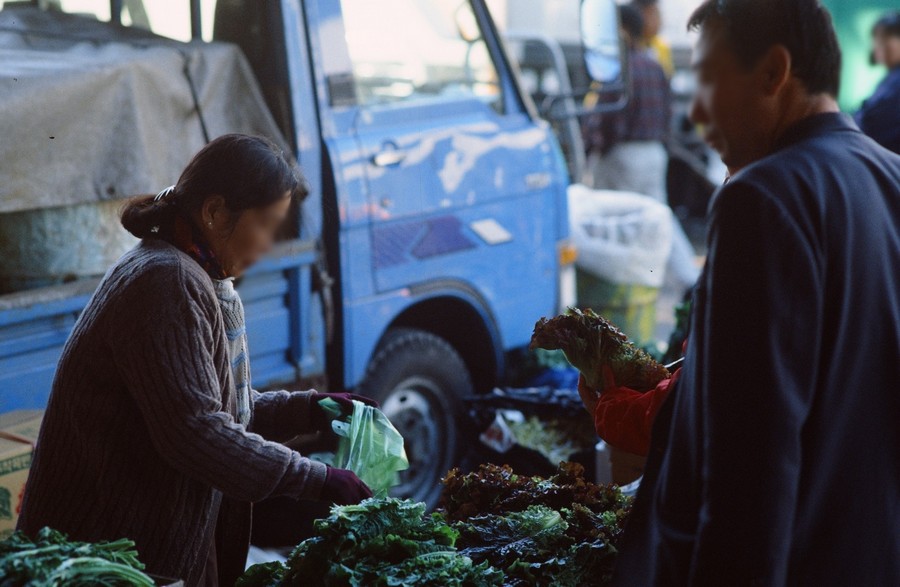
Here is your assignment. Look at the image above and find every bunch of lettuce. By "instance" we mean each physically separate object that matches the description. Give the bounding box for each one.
[0,527,154,586]
[237,498,503,587]
[441,462,629,523]
[530,307,670,392]
[441,463,632,587]
[453,505,623,586]
[506,416,598,465]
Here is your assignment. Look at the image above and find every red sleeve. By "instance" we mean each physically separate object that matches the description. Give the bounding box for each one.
[593,368,681,457]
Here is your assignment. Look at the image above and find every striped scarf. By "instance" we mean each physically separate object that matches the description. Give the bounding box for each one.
[213,278,252,427]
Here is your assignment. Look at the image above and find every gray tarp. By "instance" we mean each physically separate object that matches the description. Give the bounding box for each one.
[0,20,286,213]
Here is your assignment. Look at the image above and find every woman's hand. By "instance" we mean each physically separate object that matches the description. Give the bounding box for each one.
[322,467,373,505]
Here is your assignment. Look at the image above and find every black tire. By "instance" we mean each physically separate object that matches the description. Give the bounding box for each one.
[357,327,472,508]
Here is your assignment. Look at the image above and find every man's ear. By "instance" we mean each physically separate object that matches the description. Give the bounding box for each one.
[759,44,792,97]
[201,194,228,227]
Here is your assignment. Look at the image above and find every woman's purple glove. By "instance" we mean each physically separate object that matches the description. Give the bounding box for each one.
[311,392,379,430]
[322,467,373,505]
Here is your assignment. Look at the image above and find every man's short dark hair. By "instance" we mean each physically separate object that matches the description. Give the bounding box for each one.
[631,0,658,8]
[619,5,645,42]
[688,0,841,97]
[873,11,900,38]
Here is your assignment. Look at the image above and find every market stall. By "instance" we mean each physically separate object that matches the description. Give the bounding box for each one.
[1,307,676,586]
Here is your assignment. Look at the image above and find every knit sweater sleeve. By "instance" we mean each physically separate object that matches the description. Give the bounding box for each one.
[109,259,327,503]
[248,389,318,442]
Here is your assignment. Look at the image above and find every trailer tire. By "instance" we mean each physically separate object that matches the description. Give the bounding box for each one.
[357,327,471,508]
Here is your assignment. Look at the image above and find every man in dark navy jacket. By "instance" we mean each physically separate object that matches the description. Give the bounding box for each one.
[611,1,900,585]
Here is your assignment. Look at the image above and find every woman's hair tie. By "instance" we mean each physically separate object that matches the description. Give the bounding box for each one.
[154,185,177,203]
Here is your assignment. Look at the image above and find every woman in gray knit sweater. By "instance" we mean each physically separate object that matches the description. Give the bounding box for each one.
[17,135,373,586]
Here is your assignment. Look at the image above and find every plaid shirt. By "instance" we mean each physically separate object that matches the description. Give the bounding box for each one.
[584,49,672,153]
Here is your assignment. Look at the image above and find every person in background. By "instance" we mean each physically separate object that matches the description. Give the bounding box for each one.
[855,11,900,154]
[607,0,900,584]
[632,0,674,78]
[584,5,670,200]
[583,5,700,291]
[17,135,374,587]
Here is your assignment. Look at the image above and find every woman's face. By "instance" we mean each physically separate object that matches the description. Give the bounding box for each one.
[873,29,900,69]
[201,192,292,278]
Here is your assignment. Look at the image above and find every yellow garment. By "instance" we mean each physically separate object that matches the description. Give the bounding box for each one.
[647,35,674,78]
[583,80,602,109]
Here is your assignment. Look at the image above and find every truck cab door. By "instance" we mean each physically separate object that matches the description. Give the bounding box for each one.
[336,0,507,228]
[305,0,572,504]
[312,0,564,300]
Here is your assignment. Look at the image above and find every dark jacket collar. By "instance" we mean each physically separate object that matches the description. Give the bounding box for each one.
[773,111,858,152]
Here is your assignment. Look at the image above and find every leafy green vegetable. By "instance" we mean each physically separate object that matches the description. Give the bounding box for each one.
[441,463,632,586]
[0,527,154,586]
[505,416,597,465]
[453,506,568,568]
[453,505,624,587]
[239,498,503,587]
[441,461,629,522]
[234,561,285,587]
[530,307,670,392]
[241,464,634,587]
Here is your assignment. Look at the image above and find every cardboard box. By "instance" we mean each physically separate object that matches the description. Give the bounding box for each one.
[0,410,43,540]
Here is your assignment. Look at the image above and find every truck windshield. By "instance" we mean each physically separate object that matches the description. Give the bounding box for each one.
[0,0,216,42]
[338,0,503,111]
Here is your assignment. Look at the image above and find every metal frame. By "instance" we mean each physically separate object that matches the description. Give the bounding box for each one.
[505,31,587,182]
[109,0,122,25]
[470,0,539,120]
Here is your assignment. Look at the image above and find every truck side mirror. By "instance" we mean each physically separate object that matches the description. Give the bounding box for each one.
[455,3,481,43]
[580,0,625,85]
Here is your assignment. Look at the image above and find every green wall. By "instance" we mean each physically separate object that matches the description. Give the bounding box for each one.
[821,0,897,112]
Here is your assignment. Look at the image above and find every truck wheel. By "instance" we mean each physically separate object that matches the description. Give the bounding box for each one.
[358,327,471,508]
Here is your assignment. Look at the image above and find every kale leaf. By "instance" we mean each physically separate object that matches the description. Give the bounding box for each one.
[441,462,629,522]
[0,527,154,586]
[530,307,670,392]
[441,463,632,587]
[240,498,503,587]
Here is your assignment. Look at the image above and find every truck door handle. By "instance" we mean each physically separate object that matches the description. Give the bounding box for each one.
[371,149,406,167]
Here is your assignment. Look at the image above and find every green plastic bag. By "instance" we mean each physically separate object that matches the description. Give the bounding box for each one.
[317,398,409,497]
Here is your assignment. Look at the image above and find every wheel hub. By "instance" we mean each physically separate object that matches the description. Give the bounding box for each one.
[380,379,447,501]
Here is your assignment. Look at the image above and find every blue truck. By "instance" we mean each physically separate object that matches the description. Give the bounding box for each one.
[0,0,623,505]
